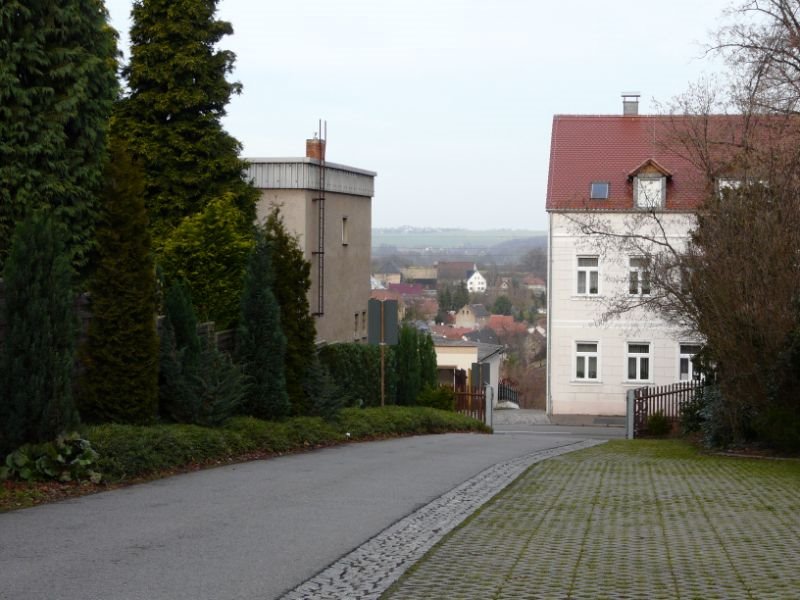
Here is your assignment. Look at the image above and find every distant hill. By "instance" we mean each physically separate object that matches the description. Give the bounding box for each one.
[372,227,546,265]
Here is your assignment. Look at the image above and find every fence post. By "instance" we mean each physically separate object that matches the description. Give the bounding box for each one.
[626,389,635,439]
[485,383,493,429]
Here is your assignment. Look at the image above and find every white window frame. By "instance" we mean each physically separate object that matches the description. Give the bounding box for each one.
[574,341,600,382]
[634,175,666,209]
[626,342,652,382]
[576,256,599,296]
[628,256,651,296]
[678,343,703,381]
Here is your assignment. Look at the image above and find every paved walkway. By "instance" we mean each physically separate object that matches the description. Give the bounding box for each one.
[382,441,800,600]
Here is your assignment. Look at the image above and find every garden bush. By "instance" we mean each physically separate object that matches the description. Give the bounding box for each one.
[416,385,456,412]
[645,410,671,437]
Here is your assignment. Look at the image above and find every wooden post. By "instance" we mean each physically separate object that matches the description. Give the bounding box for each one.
[380,301,385,407]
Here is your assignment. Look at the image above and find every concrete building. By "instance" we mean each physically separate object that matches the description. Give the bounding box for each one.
[246,138,376,343]
[545,95,717,418]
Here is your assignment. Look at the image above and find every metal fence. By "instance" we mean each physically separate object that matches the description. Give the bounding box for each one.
[629,381,706,438]
[498,379,520,404]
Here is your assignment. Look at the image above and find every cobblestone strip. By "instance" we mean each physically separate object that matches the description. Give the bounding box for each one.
[278,439,606,600]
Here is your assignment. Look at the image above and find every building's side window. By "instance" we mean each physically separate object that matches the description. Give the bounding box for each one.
[629,257,651,295]
[679,343,703,381]
[634,176,665,208]
[627,342,651,381]
[342,216,349,245]
[361,310,367,336]
[354,312,359,339]
[575,342,599,381]
[576,256,599,295]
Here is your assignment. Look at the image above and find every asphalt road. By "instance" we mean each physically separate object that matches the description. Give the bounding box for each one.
[0,429,614,600]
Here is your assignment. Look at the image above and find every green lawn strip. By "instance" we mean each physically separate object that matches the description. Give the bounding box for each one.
[1,407,489,512]
[384,440,800,600]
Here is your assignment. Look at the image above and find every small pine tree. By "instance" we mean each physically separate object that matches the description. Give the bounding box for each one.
[304,352,343,421]
[419,332,439,389]
[159,280,243,426]
[453,282,469,312]
[265,207,317,416]
[236,230,290,420]
[79,142,159,425]
[394,325,422,406]
[159,281,201,422]
[188,340,246,427]
[1,212,78,453]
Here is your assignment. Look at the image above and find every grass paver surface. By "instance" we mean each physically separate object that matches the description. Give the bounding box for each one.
[382,440,800,600]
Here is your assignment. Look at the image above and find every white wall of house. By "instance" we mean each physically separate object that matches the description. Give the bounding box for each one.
[467,271,487,293]
[547,211,701,416]
[435,345,478,374]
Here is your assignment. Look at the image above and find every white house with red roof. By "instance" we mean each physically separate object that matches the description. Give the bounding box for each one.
[545,95,711,418]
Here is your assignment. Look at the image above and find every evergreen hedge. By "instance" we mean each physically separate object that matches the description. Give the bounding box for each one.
[84,407,491,481]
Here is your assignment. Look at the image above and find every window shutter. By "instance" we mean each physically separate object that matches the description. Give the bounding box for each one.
[633,177,639,207]
[660,176,667,206]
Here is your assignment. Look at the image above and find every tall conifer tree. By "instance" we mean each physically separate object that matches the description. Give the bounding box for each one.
[79,141,159,425]
[0,0,118,274]
[236,230,290,420]
[1,213,78,453]
[115,0,257,248]
[265,207,317,416]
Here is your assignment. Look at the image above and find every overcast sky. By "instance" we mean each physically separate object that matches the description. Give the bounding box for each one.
[104,0,734,231]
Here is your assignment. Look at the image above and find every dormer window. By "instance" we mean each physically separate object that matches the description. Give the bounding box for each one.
[628,159,671,210]
[590,182,609,199]
[635,175,666,208]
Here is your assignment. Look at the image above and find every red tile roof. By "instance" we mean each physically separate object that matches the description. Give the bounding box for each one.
[429,325,473,340]
[546,115,740,212]
[387,283,426,296]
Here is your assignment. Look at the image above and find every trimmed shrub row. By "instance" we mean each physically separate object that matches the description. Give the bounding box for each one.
[84,407,491,482]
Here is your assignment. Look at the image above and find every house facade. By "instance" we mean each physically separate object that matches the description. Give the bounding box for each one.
[454,303,490,329]
[246,138,376,344]
[545,97,714,417]
[466,270,487,293]
[433,339,504,406]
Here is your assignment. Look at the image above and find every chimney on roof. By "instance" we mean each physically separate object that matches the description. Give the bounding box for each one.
[306,134,326,161]
[622,92,640,116]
